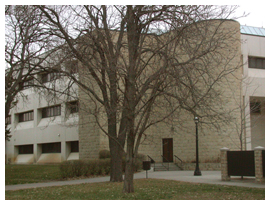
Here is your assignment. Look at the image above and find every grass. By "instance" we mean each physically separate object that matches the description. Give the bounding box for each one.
[5,165,265,200]
[5,178,265,200]
[5,164,61,185]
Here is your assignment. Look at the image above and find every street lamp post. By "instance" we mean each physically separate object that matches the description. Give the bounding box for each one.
[194,116,202,176]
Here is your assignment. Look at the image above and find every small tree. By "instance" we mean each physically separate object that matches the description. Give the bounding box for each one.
[228,75,265,150]
[5,5,56,140]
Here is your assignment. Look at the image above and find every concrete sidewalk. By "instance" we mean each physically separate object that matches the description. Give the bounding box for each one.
[5,170,264,191]
[135,170,265,188]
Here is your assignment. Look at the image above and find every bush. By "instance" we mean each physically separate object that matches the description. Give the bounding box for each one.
[99,150,111,159]
[59,153,145,179]
[59,160,86,178]
[59,159,111,179]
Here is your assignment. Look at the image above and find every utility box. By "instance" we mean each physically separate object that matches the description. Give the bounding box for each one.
[143,161,151,170]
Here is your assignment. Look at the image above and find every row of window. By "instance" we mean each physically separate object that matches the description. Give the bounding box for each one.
[42,105,61,118]
[17,141,79,154]
[20,56,264,87]
[20,61,78,90]
[6,101,79,124]
[19,72,61,90]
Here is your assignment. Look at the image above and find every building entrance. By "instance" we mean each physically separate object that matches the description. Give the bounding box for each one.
[162,138,173,162]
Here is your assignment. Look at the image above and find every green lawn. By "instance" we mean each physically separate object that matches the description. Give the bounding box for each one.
[5,179,265,200]
[5,164,61,185]
[5,165,265,200]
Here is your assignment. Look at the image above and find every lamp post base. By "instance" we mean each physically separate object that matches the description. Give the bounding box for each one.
[194,168,202,176]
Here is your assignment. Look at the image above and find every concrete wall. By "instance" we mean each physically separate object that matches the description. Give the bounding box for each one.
[250,98,265,149]
[241,34,265,150]
[5,79,79,164]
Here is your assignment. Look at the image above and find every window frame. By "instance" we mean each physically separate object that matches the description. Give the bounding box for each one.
[41,72,61,83]
[18,144,34,154]
[70,141,79,153]
[18,111,34,122]
[250,101,261,114]
[248,57,265,69]
[67,101,79,114]
[42,142,61,153]
[42,105,61,118]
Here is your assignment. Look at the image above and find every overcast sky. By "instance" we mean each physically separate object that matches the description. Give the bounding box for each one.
[3,2,267,28]
[236,4,266,28]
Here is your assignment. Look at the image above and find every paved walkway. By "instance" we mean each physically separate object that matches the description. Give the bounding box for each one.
[135,170,265,188]
[5,170,265,191]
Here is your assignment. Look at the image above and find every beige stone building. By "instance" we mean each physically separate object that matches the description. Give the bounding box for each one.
[5,20,265,165]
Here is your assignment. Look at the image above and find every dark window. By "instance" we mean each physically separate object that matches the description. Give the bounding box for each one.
[42,105,61,118]
[250,102,261,114]
[18,111,34,122]
[70,141,79,152]
[5,115,11,124]
[18,145,33,154]
[248,57,265,69]
[20,78,34,90]
[41,72,60,83]
[42,142,61,153]
[67,101,79,114]
[66,60,78,74]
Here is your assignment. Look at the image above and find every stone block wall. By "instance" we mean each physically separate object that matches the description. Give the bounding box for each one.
[220,146,265,182]
[78,19,243,163]
[137,109,242,163]
[137,20,242,163]
[254,146,265,183]
[220,147,230,181]
[78,110,100,160]
[183,163,221,171]
[78,72,101,160]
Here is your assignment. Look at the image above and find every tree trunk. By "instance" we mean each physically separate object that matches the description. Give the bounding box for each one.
[108,114,124,182]
[123,136,135,193]
[109,139,124,182]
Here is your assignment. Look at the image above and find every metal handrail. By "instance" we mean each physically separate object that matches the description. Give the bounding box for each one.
[174,155,183,169]
[161,155,170,170]
[147,155,155,163]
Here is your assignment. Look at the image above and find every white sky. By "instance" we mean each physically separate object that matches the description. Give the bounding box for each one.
[3,1,267,28]
[236,4,266,28]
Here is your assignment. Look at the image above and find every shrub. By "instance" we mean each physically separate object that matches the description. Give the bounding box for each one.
[60,159,111,179]
[83,160,96,176]
[99,150,111,159]
[59,153,145,179]
[59,160,86,178]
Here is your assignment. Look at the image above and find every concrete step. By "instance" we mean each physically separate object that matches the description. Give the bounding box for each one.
[153,162,183,171]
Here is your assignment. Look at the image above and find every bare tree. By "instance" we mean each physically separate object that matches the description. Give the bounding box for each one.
[227,75,265,150]
[5,5,57,140]
[34,5,242,193]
